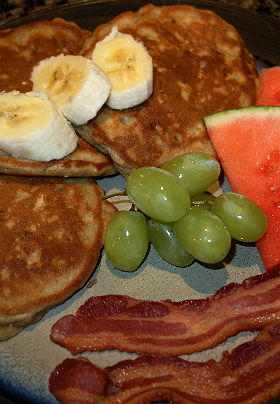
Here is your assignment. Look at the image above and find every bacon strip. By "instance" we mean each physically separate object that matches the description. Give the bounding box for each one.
[49,321,280,404]
[50,270,280,356]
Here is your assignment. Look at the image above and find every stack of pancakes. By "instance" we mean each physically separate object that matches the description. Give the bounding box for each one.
[0,18,117,340]
[0,4,259,340]
[78,3,259,176]
[0,18,116,177]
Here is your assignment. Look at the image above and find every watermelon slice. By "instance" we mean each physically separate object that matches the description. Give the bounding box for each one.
[256,66,280,106]
[204,106,280,272]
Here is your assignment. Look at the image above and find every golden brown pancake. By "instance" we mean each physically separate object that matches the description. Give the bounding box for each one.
[0,18,115,177]
[0,175,117,340]
[77,4,259,177]
[0,137,114,178]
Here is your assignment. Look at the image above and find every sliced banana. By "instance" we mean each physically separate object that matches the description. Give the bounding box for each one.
[0,91,78,162]
[92,26,153,110]
[31,55,111,125]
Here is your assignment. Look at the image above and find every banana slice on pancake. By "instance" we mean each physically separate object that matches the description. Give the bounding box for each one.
[31,55,111,125]
[0,91,77,162]
[92,26,153,109]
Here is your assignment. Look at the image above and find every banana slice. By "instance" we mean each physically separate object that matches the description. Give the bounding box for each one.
[31,55,111,125]
[92,26,153,110]
[0,91,78,162]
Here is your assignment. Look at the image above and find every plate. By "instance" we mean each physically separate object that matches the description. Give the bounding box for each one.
[0,1,280,404]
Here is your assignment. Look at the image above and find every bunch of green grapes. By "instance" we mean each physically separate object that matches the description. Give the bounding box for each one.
[104,152,268,272]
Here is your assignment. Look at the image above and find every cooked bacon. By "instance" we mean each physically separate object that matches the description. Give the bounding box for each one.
[49,321,280,404]
[50,270,280,356]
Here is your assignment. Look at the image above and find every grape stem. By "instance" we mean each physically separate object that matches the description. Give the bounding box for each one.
[101,192,215,208]
[100,191,127,200]
[192,199,214,206]
[100,190,137,212]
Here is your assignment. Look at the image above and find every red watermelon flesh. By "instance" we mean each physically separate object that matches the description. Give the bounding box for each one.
[204,106,280,272]
[256,67,280,106]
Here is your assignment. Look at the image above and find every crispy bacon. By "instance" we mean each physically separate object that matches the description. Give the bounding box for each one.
[50,270,280,356]
[49,321,280,404]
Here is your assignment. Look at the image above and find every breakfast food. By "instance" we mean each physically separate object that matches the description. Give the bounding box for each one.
[77,3,259,176]
[0,91,78,161]
[31,54,111,125]
[102,153,267,271]
[256,66,280,105]
[0,18,115,176]
[50,271,280,356]
[0,3,274,403]
[104,210,149,272]
[163,152,221,197]
[50,319,280,404]
[92,26,153,109]
[127,166,191,222]
[0,137,115,177]
[49,270,280,404]
[0,175,117,340]
[148,219,195,267]
[0,18,92,94]
[204,106,280,272]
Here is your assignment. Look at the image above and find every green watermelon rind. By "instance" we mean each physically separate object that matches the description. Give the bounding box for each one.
[204,106,280,127]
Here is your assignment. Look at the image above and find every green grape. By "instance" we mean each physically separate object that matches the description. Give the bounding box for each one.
[126,166,190,222]
[174,206,231,264]
[191,192,216,210]
[211,192,268,242]
[148,219,195,267]
[104,210,149,272]
[163,152,220,196]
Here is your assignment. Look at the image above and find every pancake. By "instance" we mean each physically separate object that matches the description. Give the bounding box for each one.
[77,4,259,177]
[0,18,115,177]
[0,175,117,340]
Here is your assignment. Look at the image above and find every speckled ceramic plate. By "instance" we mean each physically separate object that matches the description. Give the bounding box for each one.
[0,1,280,404]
